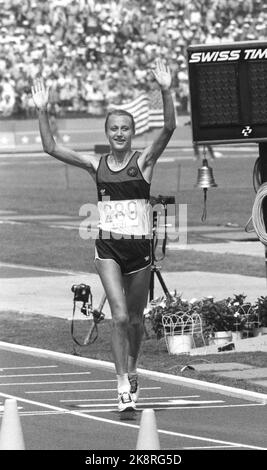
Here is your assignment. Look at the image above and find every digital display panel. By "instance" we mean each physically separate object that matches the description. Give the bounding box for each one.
[188,41,267,144]
[248,61,267,125]
[197,64,240,127]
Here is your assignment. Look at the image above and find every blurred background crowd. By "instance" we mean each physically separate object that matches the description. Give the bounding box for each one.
[0,0,266,119]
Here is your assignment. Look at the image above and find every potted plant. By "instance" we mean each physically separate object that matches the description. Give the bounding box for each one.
[145,293,196,353]
[146,293,190,340]
[196,297,234,345]
[228,296,244,341]
[254,296,267,334]
[145,292,264,350]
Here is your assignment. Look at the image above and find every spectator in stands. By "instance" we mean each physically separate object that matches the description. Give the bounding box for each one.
[0,0,266,118]
[0,75,15,116]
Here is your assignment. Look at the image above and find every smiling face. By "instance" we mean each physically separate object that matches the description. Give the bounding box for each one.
[105,113,135,153]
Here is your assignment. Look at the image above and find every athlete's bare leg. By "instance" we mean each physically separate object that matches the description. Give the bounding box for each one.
[123,266,151,374]
[94,258,129,377]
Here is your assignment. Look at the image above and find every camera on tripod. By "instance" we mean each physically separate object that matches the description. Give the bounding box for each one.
[71,284,105,322]
[71,283,93,316]
[71,284,91,303]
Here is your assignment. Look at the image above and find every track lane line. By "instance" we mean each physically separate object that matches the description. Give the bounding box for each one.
[0,366,58,371]
[0,391,265,450]
[0,372,92,378]
[24,386,161,394]
[60,395,201,402]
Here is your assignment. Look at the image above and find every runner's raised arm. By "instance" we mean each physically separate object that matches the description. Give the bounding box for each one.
[31,78,98,175]
[138,59,176,182]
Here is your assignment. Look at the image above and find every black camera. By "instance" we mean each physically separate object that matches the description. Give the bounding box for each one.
[71,284,92,316]
[71,284,91,303]
[71,284,105,322]
[70,283,105,347]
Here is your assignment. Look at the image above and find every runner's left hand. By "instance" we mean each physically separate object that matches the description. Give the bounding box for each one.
[152,59,172,90]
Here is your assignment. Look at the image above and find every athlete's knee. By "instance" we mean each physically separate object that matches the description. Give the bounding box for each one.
[112,309,129,329]
[128,309,144,326]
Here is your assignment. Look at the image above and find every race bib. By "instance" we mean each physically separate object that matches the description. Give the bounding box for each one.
[98,199,151,234]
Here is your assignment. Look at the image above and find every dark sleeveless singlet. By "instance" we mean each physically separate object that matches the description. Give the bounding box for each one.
[94,151,152,274]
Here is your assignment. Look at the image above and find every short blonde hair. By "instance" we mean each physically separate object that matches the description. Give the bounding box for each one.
[105,109,135,134]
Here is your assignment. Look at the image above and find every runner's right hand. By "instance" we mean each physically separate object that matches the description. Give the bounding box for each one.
[31,78,49,110]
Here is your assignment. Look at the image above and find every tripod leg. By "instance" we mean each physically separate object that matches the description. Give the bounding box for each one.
[155,269,171,298]
[149,269,155,302]
[98,293,107,312]
[143,286,150,340]
[83,293,107,345]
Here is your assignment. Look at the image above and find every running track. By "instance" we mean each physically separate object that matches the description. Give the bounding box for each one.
[0,343,266,451]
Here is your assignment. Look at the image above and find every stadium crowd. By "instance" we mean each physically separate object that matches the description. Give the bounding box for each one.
[0,0,266,118]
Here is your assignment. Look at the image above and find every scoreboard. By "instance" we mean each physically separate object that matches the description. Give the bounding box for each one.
[187,41,267,144]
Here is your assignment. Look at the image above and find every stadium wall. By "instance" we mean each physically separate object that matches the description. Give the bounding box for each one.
[0,116,191,153]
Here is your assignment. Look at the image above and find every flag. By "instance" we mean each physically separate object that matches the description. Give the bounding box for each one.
[148,89,165,130]
[108,90,164,136]
[113,92,150,135]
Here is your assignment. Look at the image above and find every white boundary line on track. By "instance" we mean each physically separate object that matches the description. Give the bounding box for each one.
[0,340,266,404]
[0,390,265,450]
[71,403,264,413]
[1,382,119,387]
[76,399,225,408]
[0,372,92,378]
[60,395,201,402]
[0,365,58,371]
[24,387,160,394]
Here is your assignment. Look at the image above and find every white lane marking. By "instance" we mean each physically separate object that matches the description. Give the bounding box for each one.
[0,366,58,371]
[76,399,224,408]
[0,391,265,450]
[13,411,64,416]
[25,386,161,394]
[80,403,265,413]
[169,399,224,404]
[184,445,238,449]
[138,403,265,411]
[0,372,92,378]
[1,380,110,386]
[60,395,201,403]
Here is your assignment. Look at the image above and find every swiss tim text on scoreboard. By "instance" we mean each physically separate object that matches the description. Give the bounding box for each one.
[187,41,267,144]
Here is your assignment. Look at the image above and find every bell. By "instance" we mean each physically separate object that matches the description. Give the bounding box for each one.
[195,158,217,189]
[195,158,217,222]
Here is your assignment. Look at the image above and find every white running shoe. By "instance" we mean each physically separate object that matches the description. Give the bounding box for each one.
[118,391,136,413]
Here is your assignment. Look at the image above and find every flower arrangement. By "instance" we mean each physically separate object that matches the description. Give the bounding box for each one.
[145,292,191,339]
[145,292,261,341]
[254,296,267,328]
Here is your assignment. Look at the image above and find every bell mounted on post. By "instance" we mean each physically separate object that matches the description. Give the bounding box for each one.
[196,158,217,190]
[195,151,217,222]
